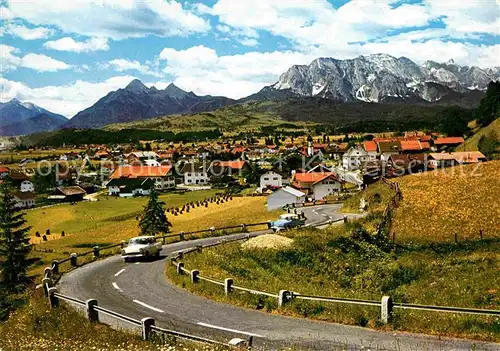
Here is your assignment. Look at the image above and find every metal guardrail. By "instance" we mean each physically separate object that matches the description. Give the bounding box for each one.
[173,235,500,324]
[40,222,267,348]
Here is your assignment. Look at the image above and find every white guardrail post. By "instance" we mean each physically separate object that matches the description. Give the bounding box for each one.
[278,290,291,307]
[93,246,100,258]
[381,296,393,324]
[191,270,199,283]
[51,260,59,274]
[42,277,51,297]
[70,253,78,266]
[141,317,155,340]
[86,299,99,323]
[176,262,184,275]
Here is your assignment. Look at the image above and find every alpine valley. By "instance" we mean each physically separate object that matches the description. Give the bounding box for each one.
[2,54,499,136]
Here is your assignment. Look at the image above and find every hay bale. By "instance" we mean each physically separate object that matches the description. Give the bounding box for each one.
[241,234,294,250]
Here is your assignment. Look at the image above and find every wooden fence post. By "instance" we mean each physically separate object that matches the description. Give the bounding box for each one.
[51,260,59,275]
[70,253,78,266]
[48,287,59,308]
[176,262,184,275]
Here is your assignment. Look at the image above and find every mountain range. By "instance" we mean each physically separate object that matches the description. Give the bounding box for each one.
[250,54,499,103]
[2,53,499,135]
[64,80,235,129]
[0,99,68,136]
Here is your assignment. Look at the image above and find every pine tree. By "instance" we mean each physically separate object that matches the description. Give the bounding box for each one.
[138,188,171,236]
[0,179,32,288]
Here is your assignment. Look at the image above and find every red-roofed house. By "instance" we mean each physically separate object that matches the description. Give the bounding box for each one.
[433,137,464,151]
[212,160,252,175]
[108,165,175,194]
[400,140,422,153]
[363,141,378,160]
[292,172,343,200]
[0,167,9,178]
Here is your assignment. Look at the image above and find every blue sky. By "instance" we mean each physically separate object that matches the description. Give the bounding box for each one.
[1,0,499,117]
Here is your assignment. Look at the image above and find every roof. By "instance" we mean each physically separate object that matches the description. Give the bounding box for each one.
[294,172,339,184]
[280,186,306,198]
[56,186,87,196]
[13,191,35,200]
[129,151,159,158]
[363,141,378,153]
[400,140,422,151]
[180,161,210,174]
[434,137,464,145]
[107,177,154,190]
[8,171,30,181]
[420,141,431,149]
[419,135,432,142]
[110,165,173,179]
[0,167,9,173]
[378,141,401,153]
[214,160,249,170]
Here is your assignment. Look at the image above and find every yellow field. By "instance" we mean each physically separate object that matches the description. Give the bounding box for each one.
[392,161,500,243]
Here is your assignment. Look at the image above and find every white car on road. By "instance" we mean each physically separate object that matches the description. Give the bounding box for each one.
[122,236,162,261]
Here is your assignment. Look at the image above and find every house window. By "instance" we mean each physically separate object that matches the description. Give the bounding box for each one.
[273,177,278,180]
[264,177,269,180]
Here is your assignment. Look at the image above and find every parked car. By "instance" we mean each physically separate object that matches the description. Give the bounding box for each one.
[270,213,306,232]
[122,236,162,261]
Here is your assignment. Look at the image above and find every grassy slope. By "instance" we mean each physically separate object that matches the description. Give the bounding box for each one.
[104,102,314,133]
[0,289,226,351]
[167,169,500,341]
[392,161,500,243]
[457,118,500,152]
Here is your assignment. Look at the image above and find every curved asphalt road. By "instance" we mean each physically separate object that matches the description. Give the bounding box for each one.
[58,205,499,351]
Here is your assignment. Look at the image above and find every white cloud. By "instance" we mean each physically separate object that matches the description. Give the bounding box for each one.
[104,59,160,77]
[0,44,22,72]
[43,37,109,53]
[425,0,500,35]
[3,23,54,40]
[21,53,72,72]
[0,75,140,116]
[216,24,260,47]
[5,0,210,40]
[0,45,72,72]
[204,0,433,49]
[159,45,314,98]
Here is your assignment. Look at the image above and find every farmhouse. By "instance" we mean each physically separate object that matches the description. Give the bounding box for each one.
[7,170,35,192]
[180,161,211,185]
[292,172,343,200]
[433,137,464,151]
[342,146,369,171]
[108,165,175,192]
[211,160,252,176]
[267,186,306,211]
[378,141,401,162]
[13,191,36,208]
[259,170,289,191]
[50,186,87,202]
[106,178,154,197]
[362,140,379,160]
[427,151,487,168]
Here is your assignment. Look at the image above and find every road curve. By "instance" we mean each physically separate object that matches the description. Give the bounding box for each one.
[58,205,499,351]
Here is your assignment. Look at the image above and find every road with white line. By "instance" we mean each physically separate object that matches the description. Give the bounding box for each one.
[58,205,499,350]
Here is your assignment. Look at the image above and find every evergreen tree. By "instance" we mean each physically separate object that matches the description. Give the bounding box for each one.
[138,188,171,236]
[0,179,32,288]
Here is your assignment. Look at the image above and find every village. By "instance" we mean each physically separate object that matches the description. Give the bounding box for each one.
[0,131,487,211]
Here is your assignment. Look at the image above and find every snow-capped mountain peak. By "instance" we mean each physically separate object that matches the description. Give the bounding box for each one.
[268,54,499,103]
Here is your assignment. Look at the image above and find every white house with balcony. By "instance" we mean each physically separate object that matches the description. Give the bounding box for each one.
[342,146,369,171]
